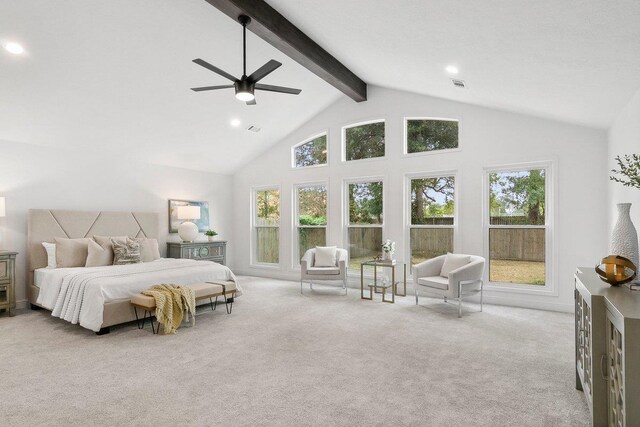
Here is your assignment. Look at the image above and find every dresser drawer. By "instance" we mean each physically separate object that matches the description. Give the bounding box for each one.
[0,259,12,281]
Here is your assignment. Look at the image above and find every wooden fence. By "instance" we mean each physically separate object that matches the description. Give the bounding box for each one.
[255,226,545,264]
[489,228,545,262]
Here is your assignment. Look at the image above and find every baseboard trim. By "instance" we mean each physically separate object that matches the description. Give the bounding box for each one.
[235,269,575,314]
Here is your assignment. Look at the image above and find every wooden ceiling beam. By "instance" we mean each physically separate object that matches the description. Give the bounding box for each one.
[202,0,367,102]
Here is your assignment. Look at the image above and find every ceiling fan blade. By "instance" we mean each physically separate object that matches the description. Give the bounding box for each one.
[255,83,301,95]
[192,58,238,82]
[190,85,234,92]
[247,60,282,83]
[246,99,257,105]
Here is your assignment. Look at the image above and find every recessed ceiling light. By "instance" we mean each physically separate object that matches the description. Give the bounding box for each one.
[230,118,241,127]
[4,42,25,55]
[445,65,459,75]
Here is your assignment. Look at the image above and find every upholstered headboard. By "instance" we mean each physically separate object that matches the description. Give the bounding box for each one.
[27,209,160,290]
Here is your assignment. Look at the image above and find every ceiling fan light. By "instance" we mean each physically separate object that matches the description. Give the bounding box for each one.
[235,90,255,102]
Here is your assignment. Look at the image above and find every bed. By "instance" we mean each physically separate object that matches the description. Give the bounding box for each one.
[27,209,240,333]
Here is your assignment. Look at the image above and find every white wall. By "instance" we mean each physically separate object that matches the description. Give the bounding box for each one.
[0,140,234,307]
[608,88,640,234]
[232,86,608,312]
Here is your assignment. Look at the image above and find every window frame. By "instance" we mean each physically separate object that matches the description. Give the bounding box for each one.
[291,181,329,269]
[402,117,462,157]
[341,119,387,163]
[482,160,557,296]
[343,176,386,276]
[404,170,459,276]
[250,185,281,269]
[291,131,329,170]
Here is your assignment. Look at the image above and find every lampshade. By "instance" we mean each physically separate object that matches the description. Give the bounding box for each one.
[177,205,201,220]
[0,197,5,217]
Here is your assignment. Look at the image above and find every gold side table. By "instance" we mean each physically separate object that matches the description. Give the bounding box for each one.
[360,260,407,303]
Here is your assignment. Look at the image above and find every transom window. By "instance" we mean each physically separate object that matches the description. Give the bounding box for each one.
[408,175,456,265]
[253,188,280,265]
[343,120,385,161]
[292,134,327,168]
[295,184,327,264]
[346,179,383,270]
[405,118,459,154]
[487,168,547,285]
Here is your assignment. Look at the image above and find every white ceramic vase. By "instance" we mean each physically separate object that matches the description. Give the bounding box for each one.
[610,203,639,268]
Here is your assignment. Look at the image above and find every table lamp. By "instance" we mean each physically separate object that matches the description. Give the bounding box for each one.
[177,205,201,242]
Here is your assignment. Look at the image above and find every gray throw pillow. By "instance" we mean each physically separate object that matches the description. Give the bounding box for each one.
[111,238,141,265]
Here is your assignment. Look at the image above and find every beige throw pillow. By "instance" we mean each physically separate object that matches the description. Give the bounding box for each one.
[92,235,128,264]
[440,253,471,278]
[112,238,141,265]
[85,239,113,267]
[314,246,337,267]
[136,238,161,262]
[54,237,91,268]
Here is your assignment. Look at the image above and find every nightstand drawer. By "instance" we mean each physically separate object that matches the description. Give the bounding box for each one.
[0,259,8,281]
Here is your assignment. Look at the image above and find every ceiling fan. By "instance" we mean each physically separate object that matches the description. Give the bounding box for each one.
[190,15,302,105]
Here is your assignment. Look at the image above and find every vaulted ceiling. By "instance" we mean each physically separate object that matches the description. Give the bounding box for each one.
[1,0,639,174]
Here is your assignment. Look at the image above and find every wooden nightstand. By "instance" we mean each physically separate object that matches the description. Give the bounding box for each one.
[0,251,17,317]
[167,241,227,265]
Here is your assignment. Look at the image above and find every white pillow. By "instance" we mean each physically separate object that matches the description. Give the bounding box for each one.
[314,246,337,267]
[440,253,471,278]
[42,242,57,269]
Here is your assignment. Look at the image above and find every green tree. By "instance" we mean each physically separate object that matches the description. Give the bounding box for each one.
[491,170,545,225]
[295,136,327,167]
[407,120,458,153]
[349,181,383,224]
[345,122,385,161]
[257,190,279,225]
[411,177,455,224]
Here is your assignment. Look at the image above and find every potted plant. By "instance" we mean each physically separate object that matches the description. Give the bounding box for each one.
[609,154,640,269]
[204,229,218,242]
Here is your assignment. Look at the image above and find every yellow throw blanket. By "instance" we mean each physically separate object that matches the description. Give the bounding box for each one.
[142,284,196,334]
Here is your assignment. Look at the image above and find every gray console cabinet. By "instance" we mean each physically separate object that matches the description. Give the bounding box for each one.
[167,241,227,265]
[575,268,640,426]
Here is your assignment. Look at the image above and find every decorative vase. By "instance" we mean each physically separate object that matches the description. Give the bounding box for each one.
[207,236,213,242]
[610,203,639,269]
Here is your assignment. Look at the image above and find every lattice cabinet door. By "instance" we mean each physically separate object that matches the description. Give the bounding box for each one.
[607,314,624,427]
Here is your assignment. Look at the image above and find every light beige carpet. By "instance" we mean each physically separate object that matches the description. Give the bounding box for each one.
[0,276,588,426]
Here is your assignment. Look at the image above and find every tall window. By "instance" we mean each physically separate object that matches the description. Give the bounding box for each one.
[295,184,327,263]
[488,168,547,285]
[343,120,385,161]
[346,180,383,270]
[254,188,280,264]
[293,134,327,168]
[405,118,459,154]
[408,175,455,265]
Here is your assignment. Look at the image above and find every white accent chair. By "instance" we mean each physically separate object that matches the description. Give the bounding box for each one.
[300,248,348,295]
[413,254,485,317]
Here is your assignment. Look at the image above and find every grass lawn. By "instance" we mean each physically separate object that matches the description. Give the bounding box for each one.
[490,260,545,285]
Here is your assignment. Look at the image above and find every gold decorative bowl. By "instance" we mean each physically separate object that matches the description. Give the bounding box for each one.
[595,255,637,286]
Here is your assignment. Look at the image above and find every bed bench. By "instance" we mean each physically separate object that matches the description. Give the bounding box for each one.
[130,280,237,334]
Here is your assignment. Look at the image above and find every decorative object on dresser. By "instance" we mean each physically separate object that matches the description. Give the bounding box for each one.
[575,267,640,426]
[204,229,218,242]
[609,203,639,270]
[595,255,637,286]
[168,199,210,233]
[176,206,201,243]
[167,241,227,265]
[0,251,17,316]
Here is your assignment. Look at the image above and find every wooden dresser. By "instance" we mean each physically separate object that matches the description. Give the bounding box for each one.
[0,251,17,317]
[575,267,640,426]
[167,241,227,265]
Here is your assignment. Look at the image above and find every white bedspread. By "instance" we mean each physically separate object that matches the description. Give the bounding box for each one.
[36,259,240,332]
